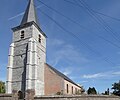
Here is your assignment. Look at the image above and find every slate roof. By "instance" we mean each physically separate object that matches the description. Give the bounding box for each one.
[46,63,81,88]
[21,0,40,27]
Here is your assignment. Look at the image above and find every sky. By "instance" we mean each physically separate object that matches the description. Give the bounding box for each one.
[0,0,120,93]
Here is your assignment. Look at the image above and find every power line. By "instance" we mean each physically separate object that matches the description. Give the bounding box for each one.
[37,9,115,66]
[36,0,120,49]
[63,0,120,22]
[76,0,120,43]
[63,0,120,43]
[39,9,100,55]
[94,11,120,22]
[37,0,88,30]
[27,0,116,66]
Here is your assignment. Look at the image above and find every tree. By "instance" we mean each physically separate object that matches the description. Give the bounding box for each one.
[0,81,5,93]
[87,87,97,95]
[112,81,120,96]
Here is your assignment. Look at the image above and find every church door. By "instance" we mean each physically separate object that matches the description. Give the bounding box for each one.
[18,91,24,99]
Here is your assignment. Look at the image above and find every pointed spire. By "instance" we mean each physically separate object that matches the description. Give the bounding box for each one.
[21,0,40,27]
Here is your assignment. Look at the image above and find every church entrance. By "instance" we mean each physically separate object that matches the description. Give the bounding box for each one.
[18,91,24,99]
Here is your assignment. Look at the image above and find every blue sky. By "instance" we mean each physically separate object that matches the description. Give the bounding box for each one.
[0,0,120,93]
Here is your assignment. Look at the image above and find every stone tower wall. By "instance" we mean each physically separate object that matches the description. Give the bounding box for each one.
[6,24,46,96]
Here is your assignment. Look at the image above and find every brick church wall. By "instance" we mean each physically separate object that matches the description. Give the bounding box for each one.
[44,64,64,95]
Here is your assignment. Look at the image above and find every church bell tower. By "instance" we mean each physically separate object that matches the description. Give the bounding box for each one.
[6,0,46,96]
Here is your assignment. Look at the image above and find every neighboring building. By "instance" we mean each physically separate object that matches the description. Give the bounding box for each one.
[6,0,82,96]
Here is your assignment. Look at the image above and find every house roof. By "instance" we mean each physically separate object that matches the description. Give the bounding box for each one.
[46,63,82,88]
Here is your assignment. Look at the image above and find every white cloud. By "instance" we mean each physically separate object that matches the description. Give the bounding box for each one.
[63,70,71,76]
[47,38,90,68]
[8,4,45,21]
[112,71,120,75]
[62,67,73,76]
[48,56,61,67]
[80,81,89,84]
[82,71,120,79]
[47,38,64,47]
[83,73,105,79]
[8,12,24,21]
[47,39,89,67]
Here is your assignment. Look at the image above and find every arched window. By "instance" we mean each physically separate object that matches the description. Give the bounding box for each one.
[67,84,69,93]
[38,34,41,43]
[18,91,23,99]
[21,31,24,39]
[75,88,77,94]
[72,86,73,94]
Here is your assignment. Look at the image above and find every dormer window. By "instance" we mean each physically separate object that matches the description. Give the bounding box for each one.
[21,31,24,39]
[38,34,41,43]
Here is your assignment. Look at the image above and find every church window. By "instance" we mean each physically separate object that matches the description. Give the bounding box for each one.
[21,31,24,39]
[38,34,41,43]
[72,86,73,94]
[18,91,23,99]
[75,88,77,94]
[67,84,69,93]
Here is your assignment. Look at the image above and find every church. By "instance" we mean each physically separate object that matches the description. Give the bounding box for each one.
[6,0,82,96]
